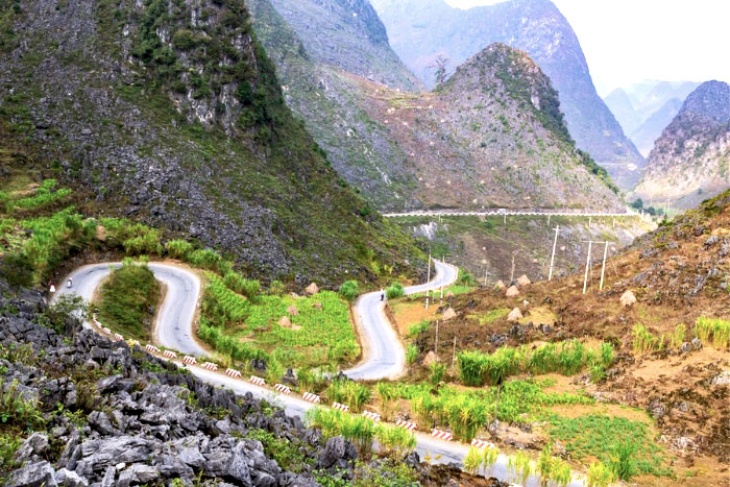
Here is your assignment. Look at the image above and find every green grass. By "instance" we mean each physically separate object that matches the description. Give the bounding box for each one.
[97,260,161,341]
[547,414,672,478]
[199,282,359,369]
[457,340,613,387]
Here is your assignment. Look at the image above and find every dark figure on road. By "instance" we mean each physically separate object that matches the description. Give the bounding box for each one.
[380,293,384,301]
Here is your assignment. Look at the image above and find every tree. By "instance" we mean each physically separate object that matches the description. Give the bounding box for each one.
[429,55,450,86]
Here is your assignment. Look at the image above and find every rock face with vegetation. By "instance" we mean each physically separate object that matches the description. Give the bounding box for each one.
[0,0,420,283]
[245,0,424,210]
[369,0,646,190]
[361,44,623,211]
[632,81,730,210]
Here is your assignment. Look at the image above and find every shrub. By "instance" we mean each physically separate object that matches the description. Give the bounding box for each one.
[338,280,359,302]
[385,283,405,299]
[165,239,193,259]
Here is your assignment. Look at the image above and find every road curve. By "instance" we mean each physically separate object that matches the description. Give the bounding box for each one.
[345,260,459,380]
[54,261,584,486]
[53,262,205,356]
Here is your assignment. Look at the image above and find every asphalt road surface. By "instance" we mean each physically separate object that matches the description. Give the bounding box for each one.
[53,262,204,356]
[344,260,459,380]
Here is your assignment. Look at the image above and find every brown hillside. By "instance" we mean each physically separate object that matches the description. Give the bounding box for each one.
[413,190,730,475]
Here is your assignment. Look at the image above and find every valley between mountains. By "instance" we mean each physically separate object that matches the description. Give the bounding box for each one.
[0,0,729,486]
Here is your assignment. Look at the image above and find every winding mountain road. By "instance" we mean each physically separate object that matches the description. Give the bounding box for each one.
[345,260,458,380]
[54,260,584,486]
[54,262,204,356]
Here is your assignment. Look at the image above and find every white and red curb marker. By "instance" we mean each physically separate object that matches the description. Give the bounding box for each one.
[112,333,124,342]
[471,439,496,449]
[225,368,242,379]
[274,384,292,394]
[145,344,160,354]
[362,411,381,422]
[332,402,349,412]
[201,362,218,371]
[182,355,197,366]
[249,376,266,386]
[163,350,177,359]
[395,420,417,431]
[302,392,321,404]
[102,327,112,335]
[431,429,453,441]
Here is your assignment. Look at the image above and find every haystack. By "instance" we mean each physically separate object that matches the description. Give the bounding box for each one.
[286,305,299,316]
[506,286,520,298]
[507,308,523,322]
[620,290,637,308]
[442,308,457,321]
[495,280,506,290]
[517,275,531,287]
[278,316,292,328]
[305,282,319,295]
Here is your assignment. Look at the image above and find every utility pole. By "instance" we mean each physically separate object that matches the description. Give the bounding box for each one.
[548,225,560,281]
[425,252,431,309]
[599,241,609,290]
[582,240,614,294]
[484,266,489,287]
[582,241,593,295]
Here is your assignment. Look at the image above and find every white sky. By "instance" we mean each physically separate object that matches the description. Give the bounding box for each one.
[444,0,730,95]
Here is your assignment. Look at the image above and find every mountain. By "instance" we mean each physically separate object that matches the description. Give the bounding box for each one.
[632,81,730,209]
[0,0,420,283]
[356,44,623,210]
[244,0,424,210]
[369,0,646,190]
[604,81,701,157]
[629,98,684,157]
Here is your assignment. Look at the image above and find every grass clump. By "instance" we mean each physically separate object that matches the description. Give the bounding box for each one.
[97,259,160,340]
[695,317,730,349]
[632,323,661,355]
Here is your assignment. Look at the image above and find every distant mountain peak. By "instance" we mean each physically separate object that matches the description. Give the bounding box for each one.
[632,80,730,209]
[678,80,730,122]
[370,0,645,189]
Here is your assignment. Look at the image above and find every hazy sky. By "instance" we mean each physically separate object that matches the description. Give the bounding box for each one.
[444,0,730,95]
